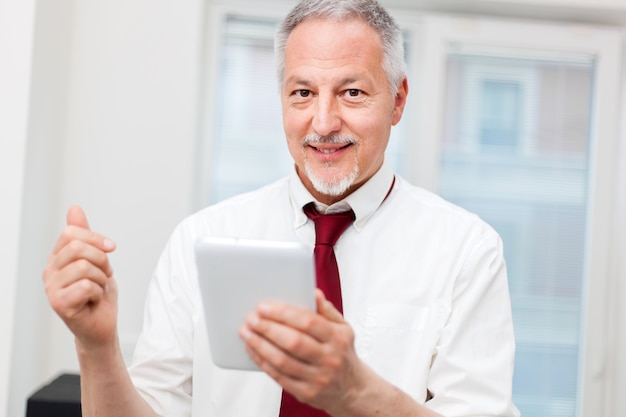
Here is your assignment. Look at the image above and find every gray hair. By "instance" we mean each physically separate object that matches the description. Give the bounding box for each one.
[275,0,406,95]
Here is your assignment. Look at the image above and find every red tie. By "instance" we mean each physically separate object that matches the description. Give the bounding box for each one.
[279,202,355,417]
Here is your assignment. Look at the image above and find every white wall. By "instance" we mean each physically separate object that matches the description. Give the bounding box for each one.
[7,4,74,416]
[0,0,36,414]
[605,28,626,416]
[6,0,204,416]
[3,0,625,416]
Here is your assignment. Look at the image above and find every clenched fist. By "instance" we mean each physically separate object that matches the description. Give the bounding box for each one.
[43,206,119,350]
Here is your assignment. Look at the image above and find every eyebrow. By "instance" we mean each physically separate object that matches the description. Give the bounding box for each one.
[284,76,363,88]
[285,78,312,87]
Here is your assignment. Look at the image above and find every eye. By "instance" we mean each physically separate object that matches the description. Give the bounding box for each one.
[344,89,363,98]
[294,89,311,98]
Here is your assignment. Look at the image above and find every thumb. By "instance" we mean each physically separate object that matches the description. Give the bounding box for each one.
[316,289,344,323]
[66,205,91,230]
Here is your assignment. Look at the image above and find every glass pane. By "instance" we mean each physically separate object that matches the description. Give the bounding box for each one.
[209,16,409,203]
[440,50,594,417]
[210,16,289,203]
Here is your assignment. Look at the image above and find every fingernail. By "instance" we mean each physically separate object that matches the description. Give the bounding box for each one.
[258,303,271,314]
[103,238,115,250]
[240,328,252,341]
[247,314,259,327]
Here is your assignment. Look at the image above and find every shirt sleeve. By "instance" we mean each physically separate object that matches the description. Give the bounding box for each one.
[426,228,521,417]
[128,224,196,417]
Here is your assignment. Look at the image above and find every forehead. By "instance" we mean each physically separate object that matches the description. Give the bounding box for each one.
[283,17,384,73]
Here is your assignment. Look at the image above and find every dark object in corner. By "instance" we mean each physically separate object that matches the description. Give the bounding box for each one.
[26,373,81,417]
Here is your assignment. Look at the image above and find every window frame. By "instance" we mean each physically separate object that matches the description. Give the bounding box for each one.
[196,4,624,416]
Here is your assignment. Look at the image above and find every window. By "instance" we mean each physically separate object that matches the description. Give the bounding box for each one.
[207,16,287,203]
[441,50,595,416]
[199,6,623,416]
[412,17,622,417]
[479,79,521,148]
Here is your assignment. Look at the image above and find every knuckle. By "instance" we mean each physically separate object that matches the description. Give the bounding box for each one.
[338,335,352,351]
[313,373,332,390]
[48,293,65,314]
[95,250,108,266]
[60,227,79,244]
[74,259,93,276]
[284,334,303,351]
[335,326,354,348]
[300,315,317,332]
[43,277,55,295]
[77,278,94,291]
[67,239,85,255]
[48,297,62,313]
[273,352,290,369]
[324,355,342,372]
[59,227,73,241]
[298,386,319,402]
[42,265,52,282]
[42,270,60,296]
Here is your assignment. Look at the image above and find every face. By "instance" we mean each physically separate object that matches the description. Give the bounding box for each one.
[281,17,408,205]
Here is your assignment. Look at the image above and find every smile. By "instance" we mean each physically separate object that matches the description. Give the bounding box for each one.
[311,143,353,154]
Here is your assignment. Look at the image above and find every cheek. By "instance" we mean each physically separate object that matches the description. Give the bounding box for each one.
[285,134,302,160]
[355,114,391,145]
[284,131,306,167]
[356,122,391,163]
[283,109,313,152]
[282,106,308,132]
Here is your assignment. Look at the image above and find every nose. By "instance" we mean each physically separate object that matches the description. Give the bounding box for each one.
[312,94,342,137]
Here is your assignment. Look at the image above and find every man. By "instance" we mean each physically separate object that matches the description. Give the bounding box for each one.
[43,0,519,416]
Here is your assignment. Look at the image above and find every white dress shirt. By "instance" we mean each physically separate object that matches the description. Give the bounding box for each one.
[128,163,520,417]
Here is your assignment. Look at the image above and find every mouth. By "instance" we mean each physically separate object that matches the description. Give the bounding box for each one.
[310,143,354,154]
[303,134,358,158]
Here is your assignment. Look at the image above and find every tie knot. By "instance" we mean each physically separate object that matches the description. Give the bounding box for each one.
[304,203,355,246]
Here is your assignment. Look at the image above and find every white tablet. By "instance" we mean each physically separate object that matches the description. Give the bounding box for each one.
[194,236,316,371]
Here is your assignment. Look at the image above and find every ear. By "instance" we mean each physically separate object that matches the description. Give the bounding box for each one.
[391,77,409,126]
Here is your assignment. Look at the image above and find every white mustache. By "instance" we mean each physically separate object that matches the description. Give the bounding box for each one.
[302,134,358,147]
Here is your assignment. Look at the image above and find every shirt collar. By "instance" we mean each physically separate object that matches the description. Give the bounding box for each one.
[289,162,395,232]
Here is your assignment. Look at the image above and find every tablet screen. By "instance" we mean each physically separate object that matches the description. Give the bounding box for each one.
[195,237,316,370]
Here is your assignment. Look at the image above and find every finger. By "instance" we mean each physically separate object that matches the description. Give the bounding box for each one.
[47,240,113,278]
[242,328,336,407]
[244,341,301,387]
[47,257,111,292]
[316,290,344,324]
[240,322,314,379]
[256,302,333,342]
[51,208,116,256]
[244,342,314,399]
[245,312,321,365]
[67,205,91,230]
[49,278,105,318]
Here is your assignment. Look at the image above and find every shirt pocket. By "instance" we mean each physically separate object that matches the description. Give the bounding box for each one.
[356,302,447,400]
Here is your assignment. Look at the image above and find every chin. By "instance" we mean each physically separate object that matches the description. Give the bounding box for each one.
[305,164,359,198]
